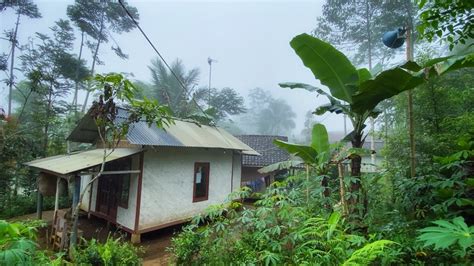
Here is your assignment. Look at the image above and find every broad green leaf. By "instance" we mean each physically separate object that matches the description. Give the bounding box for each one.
[311,124,330,164]
[326,212,341,240]
[357,68,372,84]
[400,61,423,72]
[258,160,302,174]
[289,33,358,103]
[273,139,317,164]
[352,67,424,114]
[279,82,321,92]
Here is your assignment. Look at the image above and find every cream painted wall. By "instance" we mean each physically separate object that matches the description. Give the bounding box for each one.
[80,175,92,211]
[139,147,241,230]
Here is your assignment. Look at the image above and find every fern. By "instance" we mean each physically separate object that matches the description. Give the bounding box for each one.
[342,240,396,266]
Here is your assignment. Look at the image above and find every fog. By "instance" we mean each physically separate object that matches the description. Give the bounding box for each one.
[1,0,351,138]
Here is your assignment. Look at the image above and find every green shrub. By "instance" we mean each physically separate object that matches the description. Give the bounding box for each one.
[169,176,397,265]
[0,219,63,265]
[73,236,144,265]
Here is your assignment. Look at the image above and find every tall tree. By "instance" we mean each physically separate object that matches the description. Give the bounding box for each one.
[243,88,296,136]
[148,58,201,118]
[0,0,41,116]
[20,19,88,154]
[66,0,139,112]
[194,87,246,122]
[417,0,474,50]
[313,0,414,68]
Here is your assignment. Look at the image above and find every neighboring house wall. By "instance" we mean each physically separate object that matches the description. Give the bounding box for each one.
[361,155,383,173]
[139,147,241,231]
[241,167,265,182]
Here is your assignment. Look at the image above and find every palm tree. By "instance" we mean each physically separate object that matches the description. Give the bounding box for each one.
[148,58,200,118]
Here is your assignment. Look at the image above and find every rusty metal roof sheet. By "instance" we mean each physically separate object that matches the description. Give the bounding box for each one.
[25,148,142,176]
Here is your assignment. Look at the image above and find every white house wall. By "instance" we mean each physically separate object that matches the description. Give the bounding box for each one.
[80,175,92,211]
[139,147,241,231]
[232,153,241,192]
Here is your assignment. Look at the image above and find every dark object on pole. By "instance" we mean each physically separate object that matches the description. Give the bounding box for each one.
[382,26,416,178]
[382,28,406,49]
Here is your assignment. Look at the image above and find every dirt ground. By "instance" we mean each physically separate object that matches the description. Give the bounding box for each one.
[10,210,183,265]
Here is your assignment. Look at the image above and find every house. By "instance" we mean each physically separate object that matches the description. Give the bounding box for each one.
[235,135,290,192]
[25,109,258,243]
[328,131,384,172]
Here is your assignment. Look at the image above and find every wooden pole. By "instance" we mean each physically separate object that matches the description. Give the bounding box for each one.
[70,175,81,249]
[36,176,43,219]
[53,177,60,223]
[406,27,416,178]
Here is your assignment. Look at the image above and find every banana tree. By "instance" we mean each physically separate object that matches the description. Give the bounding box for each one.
[274,124,332,198]
[280,33,473,206]
[281,34,422,192]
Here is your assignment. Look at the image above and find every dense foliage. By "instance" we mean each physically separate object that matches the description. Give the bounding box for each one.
[169,179,397,265]
[73,237,143,265]
[0,220,63,265]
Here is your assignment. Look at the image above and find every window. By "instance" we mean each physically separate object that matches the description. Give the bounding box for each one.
[105,157,132,209]
[193,162,210,202]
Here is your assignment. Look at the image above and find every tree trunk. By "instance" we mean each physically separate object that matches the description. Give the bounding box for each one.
[72,30,85,117]
[350,133,363,208]
[81,10,105,113]
[43,85,53,154]
[8,13,20,117]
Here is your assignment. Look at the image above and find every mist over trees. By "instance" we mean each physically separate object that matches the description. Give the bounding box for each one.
[0,0,473,264]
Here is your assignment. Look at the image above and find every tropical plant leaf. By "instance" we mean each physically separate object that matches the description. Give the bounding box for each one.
[289,33,358,103]
[352,67,424,114]
[342,240,396,266]
[357,68,372,84]
[273,139,317,164]
[417,216,474,253]
[311,124,330,164]
[258,160,303,174]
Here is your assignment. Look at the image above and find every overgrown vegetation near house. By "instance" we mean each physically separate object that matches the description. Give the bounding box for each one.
[1,0,473,265]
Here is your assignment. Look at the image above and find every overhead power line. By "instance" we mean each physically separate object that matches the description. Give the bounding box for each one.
[118,0,211,122]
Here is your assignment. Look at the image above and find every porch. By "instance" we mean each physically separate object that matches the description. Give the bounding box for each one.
[25,148,144,244]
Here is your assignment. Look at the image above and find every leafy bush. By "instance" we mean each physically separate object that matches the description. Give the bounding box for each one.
[169,175,397,265]
[0,194,71,219]
[0,220,63,265]
[73,236,144,265]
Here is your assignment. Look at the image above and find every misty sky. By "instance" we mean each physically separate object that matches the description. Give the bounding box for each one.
[1,0,351,135]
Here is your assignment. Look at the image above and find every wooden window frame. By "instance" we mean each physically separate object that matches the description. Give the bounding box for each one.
[193,162,210,202]
[118,173,131,209]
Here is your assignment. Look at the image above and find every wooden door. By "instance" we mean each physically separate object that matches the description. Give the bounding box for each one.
[95,157,131,222]
[96,175,118,221]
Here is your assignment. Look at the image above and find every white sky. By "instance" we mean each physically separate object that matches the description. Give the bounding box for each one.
[1,0,351,134]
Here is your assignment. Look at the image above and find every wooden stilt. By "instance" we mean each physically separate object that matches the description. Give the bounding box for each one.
[131,233,141,244]
[53,177,60,223]
[36,175,43,219]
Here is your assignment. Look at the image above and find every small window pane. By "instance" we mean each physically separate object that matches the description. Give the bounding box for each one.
[193,163,209,202]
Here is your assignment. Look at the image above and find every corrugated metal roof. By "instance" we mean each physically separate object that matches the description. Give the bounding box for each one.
[25,148,142,176]
[68,107,259,155]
